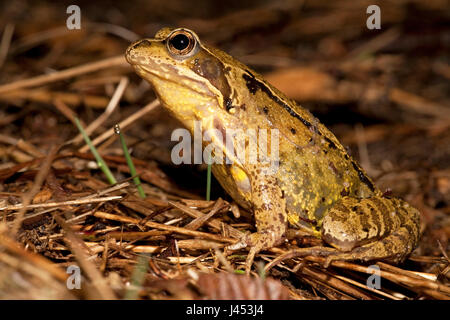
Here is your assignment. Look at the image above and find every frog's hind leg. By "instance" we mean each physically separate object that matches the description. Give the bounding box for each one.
[321,196,421,267]
[323,226,416,267]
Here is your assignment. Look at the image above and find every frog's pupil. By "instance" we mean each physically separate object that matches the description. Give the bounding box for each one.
[170,34,189,51]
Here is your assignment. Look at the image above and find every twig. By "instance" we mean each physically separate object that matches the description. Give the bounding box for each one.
[100,235,110,273]
[0,23,14,69]
[347,27,400,59]
[184,198,226,231]
[0,55,127,94]
[169,200,242,239]
[88,22,140,42]
[355,123,379,177]
[0,133,19,145]
[53,98,80,126]
[389,87,450,119]
[1,89,110,109]
[79,100,160,153]
[11,145,57,236]
[10,26,74,54]
[12,182,130,222]
[82,181,130,199]
[332,274,399,300]
[93,210,236,244]
[54,215,116,299]
[299,265,374,300]
[72,77,129,144]
[303,256,450,298]
[15,139,45,158]
[0,231,67,282]
[0,196,122,211]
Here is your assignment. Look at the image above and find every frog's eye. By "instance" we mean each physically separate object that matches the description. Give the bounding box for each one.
[166,30,198,59]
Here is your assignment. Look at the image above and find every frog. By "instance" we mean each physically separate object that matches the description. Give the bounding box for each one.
[125,28,421,274]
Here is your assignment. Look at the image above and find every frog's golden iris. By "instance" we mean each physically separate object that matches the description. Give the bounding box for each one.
[166,29,198,58]
[126,28,421,274]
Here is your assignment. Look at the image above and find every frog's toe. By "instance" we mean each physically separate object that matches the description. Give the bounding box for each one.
[245,246,259,275]
[226,234,258,274]
[227,232,252,251]
[243,238,268,274]
[227,240,248,251]
[324,255,338,268]
[229,232,278,274]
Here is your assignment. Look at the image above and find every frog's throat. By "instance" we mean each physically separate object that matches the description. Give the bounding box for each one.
[134,64,244,166]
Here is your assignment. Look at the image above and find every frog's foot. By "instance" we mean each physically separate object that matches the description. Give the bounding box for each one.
[264,246,338,273]
[228,230,283,275]
[265,225,417,271]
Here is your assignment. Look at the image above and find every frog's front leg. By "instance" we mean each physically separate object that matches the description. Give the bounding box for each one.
[228,171,287,274]
[321,196,421,266]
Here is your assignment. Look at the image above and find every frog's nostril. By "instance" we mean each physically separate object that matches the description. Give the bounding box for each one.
[126,39,152,63]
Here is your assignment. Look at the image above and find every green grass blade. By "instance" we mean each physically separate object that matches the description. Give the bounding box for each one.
[124,255,149,300]
[74,117,117,184]
[114,124,146,198]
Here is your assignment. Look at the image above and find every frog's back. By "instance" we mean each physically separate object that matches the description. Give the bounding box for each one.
[274,119,377,229]
[228,64,379,229]
[204,45,380,228]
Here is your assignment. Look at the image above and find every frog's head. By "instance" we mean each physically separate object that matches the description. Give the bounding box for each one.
[126,28,238,134]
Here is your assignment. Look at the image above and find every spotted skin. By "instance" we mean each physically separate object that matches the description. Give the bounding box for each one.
[228,166,288,267]
[322,197,420,264]
[125,28,421,274]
